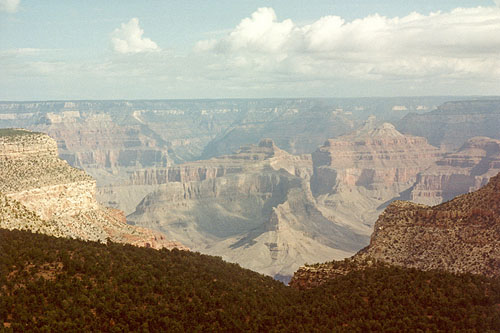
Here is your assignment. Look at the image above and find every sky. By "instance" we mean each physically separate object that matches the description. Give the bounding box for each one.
[1,0,500,100]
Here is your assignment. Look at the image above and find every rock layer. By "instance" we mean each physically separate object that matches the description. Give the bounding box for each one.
[128,139,366,278]
[398,100,500,150]
[311,118,443,235]
[291,172,500,288]
[0,129,186,250]
[411,137,500,205]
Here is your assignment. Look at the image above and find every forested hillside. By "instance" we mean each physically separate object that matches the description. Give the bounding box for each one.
[1,229,499,332]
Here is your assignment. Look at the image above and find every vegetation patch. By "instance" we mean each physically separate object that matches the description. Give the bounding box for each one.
[1,229,499,332]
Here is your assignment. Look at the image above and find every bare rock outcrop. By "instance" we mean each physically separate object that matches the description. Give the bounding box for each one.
[128,139,365,279]
[0,129,186,250]
[410,137,500,205]
[311,118,443,235]
[398,99,500,150]
[291,172,500,289]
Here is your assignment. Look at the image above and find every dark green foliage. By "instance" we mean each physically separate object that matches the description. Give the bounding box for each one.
[0,129,37,138]
[1,228,499,332]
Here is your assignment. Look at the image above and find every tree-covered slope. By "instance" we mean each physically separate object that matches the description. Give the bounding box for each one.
[1,229,499,332]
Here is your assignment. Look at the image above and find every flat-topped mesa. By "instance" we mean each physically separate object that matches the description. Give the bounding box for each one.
[0,129,93,203]
[398,100,500,150]
[0,129,58,160]
[0,128,185,251]
[312,120,442,195]
[130,139,312,186]
[130,165,244,185]
[291,172,500,289]
[223,138,283,161]
[411,137,500,206]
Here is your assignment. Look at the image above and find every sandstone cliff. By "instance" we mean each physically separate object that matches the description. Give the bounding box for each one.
[291,172,500,288]
[128,139,366,279]
[311,117,443,235]
[411,137,500,205]
[0,129,186,250]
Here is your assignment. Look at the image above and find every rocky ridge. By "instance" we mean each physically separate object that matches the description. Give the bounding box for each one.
[0,129,186,250]
[398,99,500,150]
[410,137,500,205]
[311,117,443,235]
[291,172,500,288]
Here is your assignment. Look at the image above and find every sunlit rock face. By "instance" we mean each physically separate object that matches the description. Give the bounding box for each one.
[128,139,367,279]
[0,129,186,251]
[410,137,500,206]
[291,172,500,289]
[310,118,443,236]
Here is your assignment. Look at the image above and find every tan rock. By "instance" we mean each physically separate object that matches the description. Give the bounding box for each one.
[0,129,185,251]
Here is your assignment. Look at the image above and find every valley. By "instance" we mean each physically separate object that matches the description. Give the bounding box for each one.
[1,97,500,280]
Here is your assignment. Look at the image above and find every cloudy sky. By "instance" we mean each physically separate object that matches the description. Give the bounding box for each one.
[1,0,499,100]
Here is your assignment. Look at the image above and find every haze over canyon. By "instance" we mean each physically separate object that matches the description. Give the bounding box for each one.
[2,97,499,280]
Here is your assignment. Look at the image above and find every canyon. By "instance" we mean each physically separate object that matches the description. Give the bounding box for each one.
[127,138,366,279]
[1,98,500,280]
[398,100,500,150]
[291,171,500,289]
[311,117,443,236]
[410,137,500,205]
[127,120,447,278]
[0,129,186,250]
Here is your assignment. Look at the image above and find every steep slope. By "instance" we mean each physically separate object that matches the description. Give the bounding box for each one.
[2,228,500,331]
[398,99,500,150]
[0,129,185,250]
[311,117,443,235]
[291,172,500,288]
[128,139,366,279]
[411,137,500,205]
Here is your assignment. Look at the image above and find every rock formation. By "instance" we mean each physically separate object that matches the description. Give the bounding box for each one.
[0,129,186,250]
[398,99,500,150]
[411,137,500,205]
[311,117,443,235]
[291,172,500,288]
[128,139,367,279]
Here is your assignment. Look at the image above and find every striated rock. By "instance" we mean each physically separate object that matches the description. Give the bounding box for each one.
[398,99,500,150]
[291,172,500,288]
[33,113,172,186]
[311,117,443,235]
[128,139,366,278]
[0,129,186,251]
[411,137,500,205]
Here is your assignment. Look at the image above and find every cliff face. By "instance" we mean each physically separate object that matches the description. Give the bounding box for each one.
[411,137,500,205]
[398,100,500,150]
[0,129,186,250]
[128,139,366,279]
[291,172,500,288]
[310,118,443,235]
[33,112,171,186]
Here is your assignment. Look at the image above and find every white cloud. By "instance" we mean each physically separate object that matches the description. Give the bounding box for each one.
[0,0,20,13]
[196,7,500,82]
[111,18,159,54]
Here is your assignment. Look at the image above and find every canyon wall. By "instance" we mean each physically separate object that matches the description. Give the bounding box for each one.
[410,137,500,205]
[127,139,366,279]
[291,172,500,288]
[310,118,443,235]
[398,100,500,150]
[0,129,186,250]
